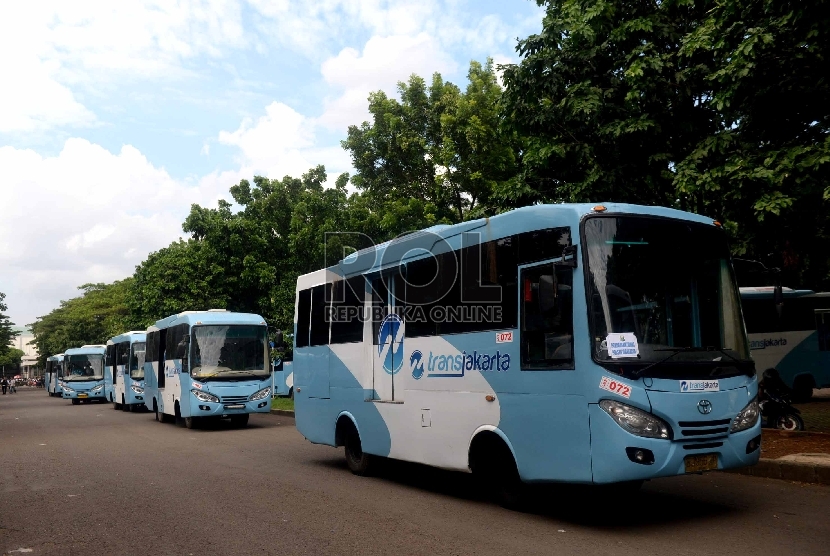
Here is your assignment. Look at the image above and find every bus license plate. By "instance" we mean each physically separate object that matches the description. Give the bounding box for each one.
[684,453,718,473]
[224,404,245,410]
[78,393,88,398]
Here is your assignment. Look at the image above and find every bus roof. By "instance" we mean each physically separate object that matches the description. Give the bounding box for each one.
[106,331,147,345]
[299,203,718,286]
[739,287,817,299]
[47,353,64,361]
[64,345,106,356]
[147,310,266,331]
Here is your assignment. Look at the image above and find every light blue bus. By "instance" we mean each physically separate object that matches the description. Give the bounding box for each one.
[293,203,761,504]
[105,331,147,411]
[45,353,64,397]
[61,345,107,405]
[741,287,830,400]
[143,310,272,429]
[273,359,294,397]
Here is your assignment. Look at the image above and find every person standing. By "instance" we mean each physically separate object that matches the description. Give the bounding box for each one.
[1,377,7,394]
[9,378,16,394]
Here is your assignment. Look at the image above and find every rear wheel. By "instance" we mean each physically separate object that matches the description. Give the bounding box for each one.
[343,423,374,476]
[776,413,805,431]
[230,414,249,428]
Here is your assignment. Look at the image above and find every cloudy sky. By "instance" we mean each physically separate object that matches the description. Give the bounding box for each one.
[0,0,543,327]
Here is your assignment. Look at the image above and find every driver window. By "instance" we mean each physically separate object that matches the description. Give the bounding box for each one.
[521,263,574,370]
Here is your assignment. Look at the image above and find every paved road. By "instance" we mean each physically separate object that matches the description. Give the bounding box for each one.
[1,389,828,556]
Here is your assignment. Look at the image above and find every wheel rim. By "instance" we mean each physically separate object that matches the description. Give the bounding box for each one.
[777,416,798,430]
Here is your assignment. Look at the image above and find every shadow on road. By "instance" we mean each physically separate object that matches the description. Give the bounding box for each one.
[312,455,737,528]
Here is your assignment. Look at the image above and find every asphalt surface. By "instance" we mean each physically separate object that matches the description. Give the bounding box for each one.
[2,389,829,556]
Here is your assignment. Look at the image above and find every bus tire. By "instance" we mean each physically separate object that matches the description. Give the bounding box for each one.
[184,416,199,429]
[71,399,80,405]
[792,376,814,403]
[230,414,249,428]
[470,432,527,510]
[342,421,374,476]
[113,400,120,410]
[121,395,130,411]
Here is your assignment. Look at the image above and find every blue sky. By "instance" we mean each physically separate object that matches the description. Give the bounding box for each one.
[0,0,543,328]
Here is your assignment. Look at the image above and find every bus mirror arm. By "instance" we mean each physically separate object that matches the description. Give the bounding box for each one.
[555,244,578,268]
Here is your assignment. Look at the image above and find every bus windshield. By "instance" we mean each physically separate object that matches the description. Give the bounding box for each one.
[130,342,146,379]
[191,325,268,381]
[584,216,750,376]
[64,355,104,381]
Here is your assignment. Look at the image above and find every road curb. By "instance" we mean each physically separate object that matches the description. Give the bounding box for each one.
[270,409,295,417]
[728,458,830,486]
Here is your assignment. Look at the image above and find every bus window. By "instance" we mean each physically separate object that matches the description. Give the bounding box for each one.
[330,276,365,344]
[296,289,311,348]
[309,284,331,347]
[818,311,830,352]
[521,263,574,370]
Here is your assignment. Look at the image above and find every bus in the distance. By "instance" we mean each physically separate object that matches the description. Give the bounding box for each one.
[143,310,272,429]
[293,203,761,506]
[61,345,107,404]
[105,331,147,411]
[740,287,830,401]
[45,353,64,397]
[272,359,294,398]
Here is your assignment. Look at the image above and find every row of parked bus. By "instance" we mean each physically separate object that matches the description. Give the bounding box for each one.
[39,203,830,503]
[43,311,295,428]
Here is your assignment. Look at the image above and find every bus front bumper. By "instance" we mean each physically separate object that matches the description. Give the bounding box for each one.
[588,404,761,484]
[63,389,106,401]
[188,399,271,417]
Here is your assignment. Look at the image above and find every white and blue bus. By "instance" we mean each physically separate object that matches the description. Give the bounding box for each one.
[143,310,272,429]
[293,203,761,502]
[273,360,294,398]
[741,287,830,400]
[105,331,147,411]
[45,353,64,397]
[61,345,107,404]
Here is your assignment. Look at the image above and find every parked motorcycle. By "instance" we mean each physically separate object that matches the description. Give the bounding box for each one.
[759,369,805,431]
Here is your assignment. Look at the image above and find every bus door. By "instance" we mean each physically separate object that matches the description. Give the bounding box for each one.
[371,274,404,401]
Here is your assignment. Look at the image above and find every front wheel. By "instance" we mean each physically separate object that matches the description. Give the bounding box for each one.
[776,413,805,431]
[184,416,199,429]
[71,399,80,405]
[121,396,130,411]
[230,414,249,428]
[344,425,375,476]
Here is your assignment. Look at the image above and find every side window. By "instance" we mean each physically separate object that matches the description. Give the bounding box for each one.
[372,277,390,345]
[817,311,830,352]
[146,332,157,363]
[158,329,167,388]
[296,289,311,348]
[330,276,365,344]
[117,342,130,366]
[521,263,574,370]
[173,324,190,360]
[106,345,115,368]
[309,284,331,347]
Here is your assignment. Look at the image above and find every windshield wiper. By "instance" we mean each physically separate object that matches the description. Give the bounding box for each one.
[195,370,265,381]
[637,347,742,376]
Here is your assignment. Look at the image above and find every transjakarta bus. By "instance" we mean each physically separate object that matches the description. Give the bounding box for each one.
[293,203,761,503]
[104,331,147,411]
[45,353,64,397]
[143,310,272,429]
[61,345,107,404]
[741,287,830,400]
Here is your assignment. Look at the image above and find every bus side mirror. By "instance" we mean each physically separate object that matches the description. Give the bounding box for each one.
[273,330,286,349]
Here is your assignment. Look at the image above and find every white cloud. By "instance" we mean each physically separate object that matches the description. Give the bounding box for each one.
[318,33,457,132]
[0,138,232,325]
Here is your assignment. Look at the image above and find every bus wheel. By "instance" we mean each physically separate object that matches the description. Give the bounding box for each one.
[113,399,121,410]
[343,422,374,476]
[470,434,526,510]
[154,401,163,422]
[71,399,80,405]
[230,414,249,428]
[121,395,130,411]
[289,387,294,400]
[184,416,199,429]
[792,377,814,403]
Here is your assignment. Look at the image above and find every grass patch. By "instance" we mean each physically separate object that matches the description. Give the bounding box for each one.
[271,397,295,411]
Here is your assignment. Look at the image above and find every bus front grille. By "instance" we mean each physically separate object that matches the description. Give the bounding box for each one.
[221,395,249,404]
[677,418,731,447]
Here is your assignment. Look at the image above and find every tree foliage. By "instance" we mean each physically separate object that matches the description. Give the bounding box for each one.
[29,281,132,365]
[0,348,25,370]
[0,291,20,361]
[502,0,830,287]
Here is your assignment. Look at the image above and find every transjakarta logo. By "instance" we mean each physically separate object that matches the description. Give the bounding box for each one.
[378,314,405,375]
[410,348,511,379]
[749,338,788,350]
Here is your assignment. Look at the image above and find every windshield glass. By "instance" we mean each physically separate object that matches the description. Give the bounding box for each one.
[64,354,104,381]
[191,325,268,381]
[584,216,749,375]
[130,342,146,379]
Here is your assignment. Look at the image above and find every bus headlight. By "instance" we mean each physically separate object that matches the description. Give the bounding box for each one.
[131,384,144,394]
[599,399,672,439]
[192,389,219,403]
[730,398,759,433]
[91,384,104,393]
[249,387,271,401]
[62,385,75,393]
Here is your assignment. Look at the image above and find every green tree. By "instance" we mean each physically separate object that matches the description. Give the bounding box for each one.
[503,0,830,288]
[0,348,25,371]
[29,281,133,365]
[0,291,20,362]
[343,59,521,226]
